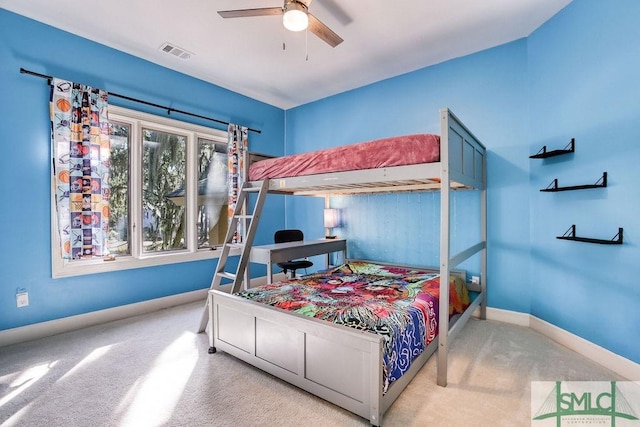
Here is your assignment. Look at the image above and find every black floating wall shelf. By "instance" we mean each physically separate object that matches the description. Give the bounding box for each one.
[530,138,575,159]
[557,224,623,245]
[541,172,607,192]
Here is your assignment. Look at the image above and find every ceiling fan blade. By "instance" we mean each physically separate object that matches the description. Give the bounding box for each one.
[218,7,283,19]
[308,13,343,47]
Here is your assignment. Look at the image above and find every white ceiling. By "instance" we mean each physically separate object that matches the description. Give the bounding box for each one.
[1,0,571,109]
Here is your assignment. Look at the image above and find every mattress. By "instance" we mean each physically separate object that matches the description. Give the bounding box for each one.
[236,261,469,393]
[248,134,440,181]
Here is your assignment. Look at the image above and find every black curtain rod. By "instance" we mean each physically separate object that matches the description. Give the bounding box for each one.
[20,67,261,134]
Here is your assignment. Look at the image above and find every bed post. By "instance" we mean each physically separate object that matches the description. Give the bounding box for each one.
[437,108,451,387]
[480,160,487,320]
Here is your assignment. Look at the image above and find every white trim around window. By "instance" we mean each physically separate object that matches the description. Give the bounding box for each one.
[51,105,236,278]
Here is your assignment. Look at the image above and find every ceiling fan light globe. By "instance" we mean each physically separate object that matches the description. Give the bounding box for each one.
[283,6,308,32]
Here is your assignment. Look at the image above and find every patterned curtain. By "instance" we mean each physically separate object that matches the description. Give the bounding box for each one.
[227,124,248,243]
[51,78,110,260]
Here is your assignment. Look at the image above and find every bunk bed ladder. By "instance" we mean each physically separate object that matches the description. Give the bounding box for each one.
[197,179,269,334]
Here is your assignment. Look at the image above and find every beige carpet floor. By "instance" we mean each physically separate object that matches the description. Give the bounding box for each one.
[0,301,623,426]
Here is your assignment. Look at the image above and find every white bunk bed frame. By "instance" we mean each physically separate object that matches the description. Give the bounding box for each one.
[206,108,487,425]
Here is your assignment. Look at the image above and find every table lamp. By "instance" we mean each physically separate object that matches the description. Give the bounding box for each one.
[324,208,339,239]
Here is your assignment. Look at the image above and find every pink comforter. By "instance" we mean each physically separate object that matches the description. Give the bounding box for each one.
[249,134,440,181]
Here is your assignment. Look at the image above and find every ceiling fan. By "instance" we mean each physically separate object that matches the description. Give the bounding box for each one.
[218,0,344,48]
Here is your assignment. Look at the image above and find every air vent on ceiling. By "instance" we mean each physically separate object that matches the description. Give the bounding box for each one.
[159,42,193,60]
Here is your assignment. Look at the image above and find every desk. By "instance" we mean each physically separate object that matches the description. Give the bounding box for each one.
[250,238,347,283]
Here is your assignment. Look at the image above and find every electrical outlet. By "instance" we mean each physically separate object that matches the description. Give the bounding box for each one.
[16,292,29,308]
[471,276,480,285]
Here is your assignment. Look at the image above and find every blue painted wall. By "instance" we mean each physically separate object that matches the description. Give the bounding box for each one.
[284,1,640,365]
[527,0,640,364]
[2,1,639,367]
[0,9,284,331]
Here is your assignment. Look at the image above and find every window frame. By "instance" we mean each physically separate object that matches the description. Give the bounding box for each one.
[51,105,231,278]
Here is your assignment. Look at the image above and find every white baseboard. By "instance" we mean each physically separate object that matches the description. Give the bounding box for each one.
[529,315,640,381]
[0,274,287,349]
[478,306,640,381]
[0,289,208,348]
[473,305,531,327]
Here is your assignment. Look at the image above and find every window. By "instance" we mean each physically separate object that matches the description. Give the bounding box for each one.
[52,106,230,277]
[141,127,187,253]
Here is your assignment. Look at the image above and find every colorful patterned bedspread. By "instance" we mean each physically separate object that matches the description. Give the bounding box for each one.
[236,261,470,393]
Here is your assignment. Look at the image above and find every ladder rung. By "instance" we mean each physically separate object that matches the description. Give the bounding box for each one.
[243,186,262,193]
[234,214,253,219]
[216,272,236,280]
[226,243,244,249]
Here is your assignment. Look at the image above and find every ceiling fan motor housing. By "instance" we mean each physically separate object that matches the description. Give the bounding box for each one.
[283,1,309,32]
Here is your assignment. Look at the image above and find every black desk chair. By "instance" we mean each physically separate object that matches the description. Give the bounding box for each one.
[274,229,313,278]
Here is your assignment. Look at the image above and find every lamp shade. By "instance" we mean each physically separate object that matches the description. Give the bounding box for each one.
[283,2,308,32]
[324,208,339,228]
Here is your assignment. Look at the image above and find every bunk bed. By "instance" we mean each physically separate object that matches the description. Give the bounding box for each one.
[205,108,487,425]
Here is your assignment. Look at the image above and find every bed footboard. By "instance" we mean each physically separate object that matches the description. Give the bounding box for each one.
[208,290,385,425]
